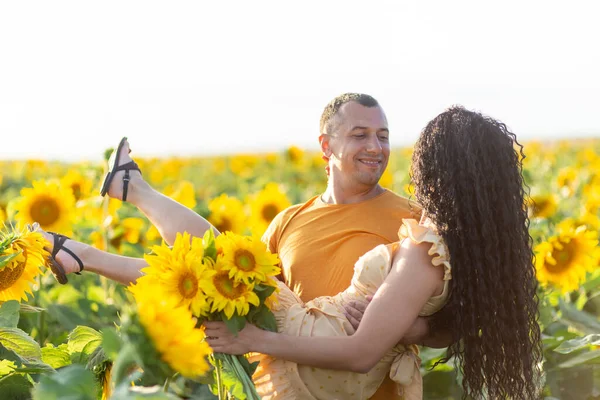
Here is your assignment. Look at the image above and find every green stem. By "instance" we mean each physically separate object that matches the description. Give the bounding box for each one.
[214,355,225,399]
[36,275,46,346]
[231,355,261,400]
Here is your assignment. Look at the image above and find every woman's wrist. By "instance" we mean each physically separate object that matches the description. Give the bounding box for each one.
[249,328,277,354]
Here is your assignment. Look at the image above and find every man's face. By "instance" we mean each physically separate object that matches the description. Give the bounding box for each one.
[321,102,390,189]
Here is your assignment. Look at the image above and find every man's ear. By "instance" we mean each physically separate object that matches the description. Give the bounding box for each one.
[319,134,332,157]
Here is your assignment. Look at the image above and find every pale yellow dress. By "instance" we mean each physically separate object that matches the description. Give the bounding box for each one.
[249,218,452,400]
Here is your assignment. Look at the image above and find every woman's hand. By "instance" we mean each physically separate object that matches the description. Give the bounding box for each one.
[204,321,263,355]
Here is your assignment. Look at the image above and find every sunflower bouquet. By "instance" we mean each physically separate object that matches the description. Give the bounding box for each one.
[128,229,281,399]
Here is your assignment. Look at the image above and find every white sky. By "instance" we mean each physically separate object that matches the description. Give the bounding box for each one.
[1,0,599,162]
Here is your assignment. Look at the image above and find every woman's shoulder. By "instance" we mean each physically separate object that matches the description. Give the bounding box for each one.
[397,218,452,281]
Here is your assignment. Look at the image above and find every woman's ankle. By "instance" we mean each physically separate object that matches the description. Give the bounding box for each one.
[125,177,152,207]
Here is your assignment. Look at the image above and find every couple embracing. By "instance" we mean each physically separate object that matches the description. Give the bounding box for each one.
[38,93,542,399]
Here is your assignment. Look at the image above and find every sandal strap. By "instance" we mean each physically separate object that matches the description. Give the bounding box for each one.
[113,161,141,173]
[114,161,141,202]
[50,232,84,274]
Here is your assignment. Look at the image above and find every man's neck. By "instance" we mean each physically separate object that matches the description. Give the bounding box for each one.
[321,183,385,205]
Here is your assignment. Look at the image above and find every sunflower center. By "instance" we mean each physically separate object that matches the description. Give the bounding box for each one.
[261,203,279,222]
[0,262,27,290]
[178,272,198,299]
[71,184,82,201]
[213,271,246,299]
[531,200,547,216]
[29,196,60,226]
[547,242,575,274]
[215,218,232,233]
[234,249,256,272]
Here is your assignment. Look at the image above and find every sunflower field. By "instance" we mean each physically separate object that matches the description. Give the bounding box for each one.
[0,139,599,399]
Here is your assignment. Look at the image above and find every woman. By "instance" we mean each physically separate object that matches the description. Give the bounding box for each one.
[202,106,543,399]
[38,106,542,399]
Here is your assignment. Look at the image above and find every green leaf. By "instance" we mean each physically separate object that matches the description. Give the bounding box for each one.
[554,334,600,354]
[0,300,20,328]
[46,304,87,331]
[86,346,107,370]
[0,373,33,400]
[254,284,276,303]
[250,306,277,332]
[31,364,97,400]
[68,325,102,364]
[203,229,217,260]
[42,343,72,369]
[0,360,16,376]
[13,360,55,374]
[0,251,22,270]
[0,327,41,361]
[223,314,246,336]
[236,355,259,378]
[582,271,600,291]
[101,327,122,361]
[559,300,600,334]
[557,349,600,369]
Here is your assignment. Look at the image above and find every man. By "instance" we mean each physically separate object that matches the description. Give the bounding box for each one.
[262,93,425,400]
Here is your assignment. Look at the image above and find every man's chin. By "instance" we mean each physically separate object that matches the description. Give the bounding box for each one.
[356,174,383,188]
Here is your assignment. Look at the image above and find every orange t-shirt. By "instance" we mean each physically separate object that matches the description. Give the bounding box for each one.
[262,189,420,400]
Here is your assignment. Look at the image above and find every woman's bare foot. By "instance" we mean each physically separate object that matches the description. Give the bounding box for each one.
[35,226,90,275]
[106,139,147,202]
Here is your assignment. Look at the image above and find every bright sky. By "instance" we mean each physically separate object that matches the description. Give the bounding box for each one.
[1,0,599,162]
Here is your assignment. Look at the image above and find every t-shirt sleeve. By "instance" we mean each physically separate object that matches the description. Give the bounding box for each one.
[261,214,281,254]
[260,204,301,254]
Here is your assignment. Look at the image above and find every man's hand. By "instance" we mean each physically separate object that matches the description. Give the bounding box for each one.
[343,295,373,330]
[399,317,429,345]
[401,317,455,348]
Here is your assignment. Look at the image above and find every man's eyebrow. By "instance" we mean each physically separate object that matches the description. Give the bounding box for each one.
[349,126,389,133]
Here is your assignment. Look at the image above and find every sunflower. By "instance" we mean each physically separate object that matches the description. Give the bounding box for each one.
[229,155,259,177]
[557,214,600,233]
[204,269,260,319]
[249,183,291,235]
[535,225,599,292]
[286,145,305,165]
[141,232,213,317]
[0,208,6,224]
[527,194,557,219]
[216,232,280,285]
[0,227,49,302]
[60,169,93,201]
[208,194,247,235]
[13,180,75,234]
[129,281,212,378]
[556,167,578,195]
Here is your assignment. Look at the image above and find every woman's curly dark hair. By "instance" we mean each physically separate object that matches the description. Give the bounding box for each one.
[411,106,542,399]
